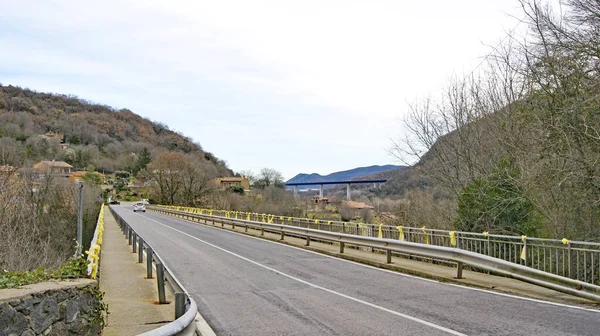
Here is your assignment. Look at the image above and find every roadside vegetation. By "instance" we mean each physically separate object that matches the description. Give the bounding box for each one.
[0,171,101,272]
[387,0,600,241]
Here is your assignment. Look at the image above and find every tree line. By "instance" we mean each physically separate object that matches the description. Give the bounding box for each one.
[392,0,600,241]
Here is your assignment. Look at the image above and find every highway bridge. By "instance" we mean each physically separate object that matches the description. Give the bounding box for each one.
[109,204,600,336]
[285,179,387,200]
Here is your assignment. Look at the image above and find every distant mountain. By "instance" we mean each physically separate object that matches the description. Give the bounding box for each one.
[286,165,404,185]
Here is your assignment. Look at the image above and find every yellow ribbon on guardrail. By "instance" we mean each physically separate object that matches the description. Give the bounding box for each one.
[287,217,292,221]
[279,216,284,221]
[226,211,231,218]
[328,221,332,225]
[482,231,489,237]
[268,215,275,223]
[520,235,527,261]
[378,224,383,239]
[449,231,457,246]
[246,213,251,220]
[562,238,570,245]
[87,204,105,280]
[396,226,404,241]
[90,263,98,279]
[421,226,429,245]
[315,219,319,224]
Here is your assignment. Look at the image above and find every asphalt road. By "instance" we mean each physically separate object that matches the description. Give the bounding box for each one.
[112,204,600,336]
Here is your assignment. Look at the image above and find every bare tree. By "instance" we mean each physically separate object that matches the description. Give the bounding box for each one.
[256,168,285,189]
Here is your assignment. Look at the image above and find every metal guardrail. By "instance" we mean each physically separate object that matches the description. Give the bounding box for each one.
[160,206,600,287]
[152,206,600,303]
[109,206,197,336]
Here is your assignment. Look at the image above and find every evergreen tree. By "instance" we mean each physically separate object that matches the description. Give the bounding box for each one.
[135,147,152,174]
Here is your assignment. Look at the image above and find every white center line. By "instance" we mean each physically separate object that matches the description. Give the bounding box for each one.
[138,213,467,336]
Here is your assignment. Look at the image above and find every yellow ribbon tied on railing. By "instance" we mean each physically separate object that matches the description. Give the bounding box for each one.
[482,231,489,237]
[226,211,230,218]
[287,217,292,221]
[520,235,527,261]
[396,226,404,241]
[562,238,570,245]
[421,226,430,245]
[327,221,332,225]
[378,224,383,239]
[279,216,284,221]
[268,215,275,223]
[449,231,457,246]
[246,213,251,221]
[315,219,319,224]
[90,263,98,279]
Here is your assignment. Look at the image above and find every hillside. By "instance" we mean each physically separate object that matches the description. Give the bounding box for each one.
[287,165,403,185]
[0,84,231,176]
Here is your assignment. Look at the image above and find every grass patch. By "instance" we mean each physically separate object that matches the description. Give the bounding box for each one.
[0,257,88,289]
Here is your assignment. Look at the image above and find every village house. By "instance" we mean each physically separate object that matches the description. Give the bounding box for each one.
[213,177,250,191]
[33,160,73,178]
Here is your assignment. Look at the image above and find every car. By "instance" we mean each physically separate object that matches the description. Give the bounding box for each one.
[133,202,146,212]
[109,200,120,205]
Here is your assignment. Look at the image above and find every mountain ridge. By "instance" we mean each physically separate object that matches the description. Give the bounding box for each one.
[286,165,404,185]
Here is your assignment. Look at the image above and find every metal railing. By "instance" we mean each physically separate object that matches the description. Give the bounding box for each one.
[160,206,600,287]
[152,206,600,303]
[109,206,198,336]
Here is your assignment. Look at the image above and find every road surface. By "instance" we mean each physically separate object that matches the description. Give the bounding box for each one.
[111,204,600,336]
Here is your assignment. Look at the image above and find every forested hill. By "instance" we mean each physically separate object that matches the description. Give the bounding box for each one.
[0,84,231,175]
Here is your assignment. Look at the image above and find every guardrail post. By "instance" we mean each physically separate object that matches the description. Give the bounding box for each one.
[522,238,528,266]
[245,225,248,233]
[147,247,153,279]
[138,237,144,263]
[568,242,574,279]
[156,263,167,304]
[280,231,285,240]
[132,232,137,253]
[305,236,310,246]
[339,242,345,254]
[125,225,130,239]
[175,292,186,319]
[128,228,133,245]
[261,227,264,236]
[386,249,392,264]
[456,262,464,279]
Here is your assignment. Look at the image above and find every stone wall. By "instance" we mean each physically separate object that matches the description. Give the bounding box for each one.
[0,279,102,336]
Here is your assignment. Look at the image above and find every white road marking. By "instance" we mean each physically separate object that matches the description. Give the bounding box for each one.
[137,213,467,336]
[141,209,600,314]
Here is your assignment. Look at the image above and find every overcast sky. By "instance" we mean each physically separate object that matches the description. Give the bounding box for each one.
[0,0,523,179]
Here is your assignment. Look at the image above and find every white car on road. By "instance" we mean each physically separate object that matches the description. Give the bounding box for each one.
[133,202,146,212]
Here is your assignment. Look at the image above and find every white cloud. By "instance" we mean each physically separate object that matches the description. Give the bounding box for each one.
[0,0,525,178]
